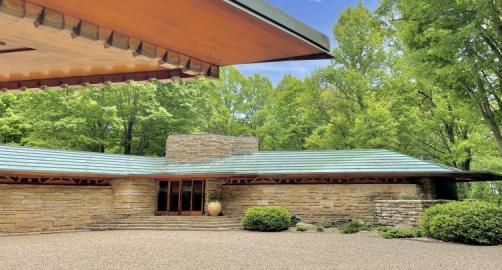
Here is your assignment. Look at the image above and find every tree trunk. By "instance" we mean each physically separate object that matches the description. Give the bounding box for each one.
[123,118,134,155]
[462,182,470,198]
[462,80,502,156]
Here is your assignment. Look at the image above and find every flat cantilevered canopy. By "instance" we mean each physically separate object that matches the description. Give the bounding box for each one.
[0,0,332,90]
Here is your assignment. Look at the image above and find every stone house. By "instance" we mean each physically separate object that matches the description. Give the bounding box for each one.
[1,1,500,235]
[1,133,500,234]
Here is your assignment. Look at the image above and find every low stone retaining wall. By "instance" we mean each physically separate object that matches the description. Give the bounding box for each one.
[375,200,452,227]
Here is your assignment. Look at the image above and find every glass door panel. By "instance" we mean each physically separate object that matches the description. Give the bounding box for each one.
[181,180,193,212]
[192,181,203,212]
[169,181,180,212]
[157,181,168,212]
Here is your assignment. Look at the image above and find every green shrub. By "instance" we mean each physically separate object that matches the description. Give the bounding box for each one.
[339,220,370,234]
[290,213,302,226]
[242,206,291,232]
[420,200,502,245]
[317,220,334,228]
[208,193,223,202]
[316,224,325,232]
[378,227,422,239]
[296,223,308,232]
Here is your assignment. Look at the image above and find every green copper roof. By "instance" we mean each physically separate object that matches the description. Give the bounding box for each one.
[0,144,485,179]
[0,145,165,176]
[164,150,459,175]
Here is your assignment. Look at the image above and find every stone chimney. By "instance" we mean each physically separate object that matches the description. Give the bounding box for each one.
[166,133,259,163]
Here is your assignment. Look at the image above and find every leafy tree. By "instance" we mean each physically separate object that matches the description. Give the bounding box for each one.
[0,93,31,144]
[379,0,502,155]
[258,75,307,150]
[302,2,396,150]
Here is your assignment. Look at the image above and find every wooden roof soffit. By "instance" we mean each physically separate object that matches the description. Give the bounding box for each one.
[0,0,219,90]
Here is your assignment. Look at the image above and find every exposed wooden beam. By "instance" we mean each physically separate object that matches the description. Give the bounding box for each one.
[0,69,189,90]
[0,0,24,17]
[0,47,34,54]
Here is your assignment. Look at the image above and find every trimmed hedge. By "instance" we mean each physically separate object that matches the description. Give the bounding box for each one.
[242,206,291,232]
[420,200,502,245]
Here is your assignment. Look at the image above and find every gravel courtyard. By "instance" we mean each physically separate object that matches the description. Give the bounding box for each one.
[1,230,500,270]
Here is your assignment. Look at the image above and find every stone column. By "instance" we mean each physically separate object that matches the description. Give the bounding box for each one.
[110,179,158,218]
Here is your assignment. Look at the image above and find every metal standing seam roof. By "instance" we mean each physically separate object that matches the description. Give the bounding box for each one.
[0,144,466,177]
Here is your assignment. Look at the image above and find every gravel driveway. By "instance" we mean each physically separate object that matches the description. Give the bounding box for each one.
[0,230,500,270]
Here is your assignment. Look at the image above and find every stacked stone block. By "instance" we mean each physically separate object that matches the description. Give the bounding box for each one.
[166,133,258,163]
[0,184,113,234]
[110,179,158,217]
[375,199,451,226]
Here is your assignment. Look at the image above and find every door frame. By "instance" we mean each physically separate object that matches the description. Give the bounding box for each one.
[157,179,205,216]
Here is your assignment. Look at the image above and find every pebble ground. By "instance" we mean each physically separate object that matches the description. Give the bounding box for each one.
[0,230,500,270]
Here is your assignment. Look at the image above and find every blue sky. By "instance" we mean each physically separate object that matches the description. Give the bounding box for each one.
[234,0,379,85]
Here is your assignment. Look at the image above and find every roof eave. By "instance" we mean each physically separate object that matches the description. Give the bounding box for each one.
[253,52,334,64]
[448,171,502,182]
[224,0,331,54]
[2,169,500,182]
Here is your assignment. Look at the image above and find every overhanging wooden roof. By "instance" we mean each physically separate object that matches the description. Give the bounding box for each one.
[0,0,333,90]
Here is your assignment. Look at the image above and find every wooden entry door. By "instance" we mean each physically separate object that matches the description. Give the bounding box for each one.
[157,180,204,216]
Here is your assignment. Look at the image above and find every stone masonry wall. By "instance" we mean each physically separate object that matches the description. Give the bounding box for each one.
[0,184,113,234]
[110,179,158,217]
[375,200,451,227]
[166,133,258,163]
[221,184,420,223]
